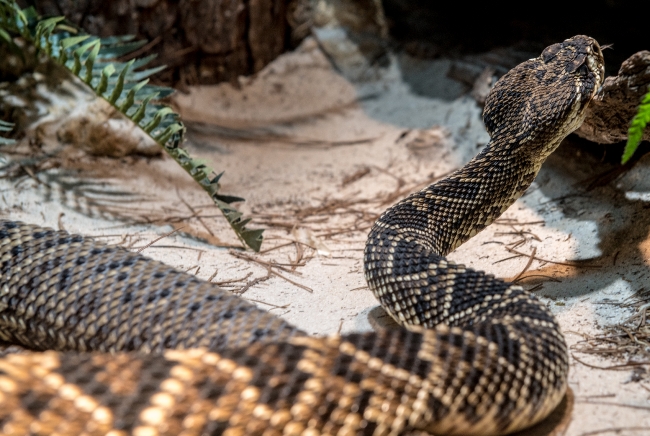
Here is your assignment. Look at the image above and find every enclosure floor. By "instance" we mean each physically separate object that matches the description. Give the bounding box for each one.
[3,39,649,436]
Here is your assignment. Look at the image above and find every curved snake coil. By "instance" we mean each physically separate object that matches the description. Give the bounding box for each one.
[0,35,604,435]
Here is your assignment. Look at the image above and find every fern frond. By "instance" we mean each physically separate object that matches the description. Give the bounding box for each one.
[0,120,14,145]
[0,0,263,250]
[622,87,650,164]
[0,120,15,167]
[0,120,13,131]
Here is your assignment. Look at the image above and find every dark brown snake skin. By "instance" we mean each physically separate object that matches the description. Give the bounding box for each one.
[0,35,605,435]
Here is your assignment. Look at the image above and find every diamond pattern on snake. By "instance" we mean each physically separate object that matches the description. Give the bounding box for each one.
[0,35,604,435]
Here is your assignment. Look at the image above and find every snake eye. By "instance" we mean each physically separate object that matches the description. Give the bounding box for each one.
[592,43,601,55]
[577,63,589,76]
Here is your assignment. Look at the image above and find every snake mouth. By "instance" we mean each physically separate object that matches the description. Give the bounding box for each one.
[586,39,606,92]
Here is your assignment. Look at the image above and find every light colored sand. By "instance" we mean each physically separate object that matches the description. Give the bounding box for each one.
[3,38,649,435]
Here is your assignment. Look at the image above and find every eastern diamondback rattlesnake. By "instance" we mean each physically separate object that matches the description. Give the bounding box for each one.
[0,35,604,435]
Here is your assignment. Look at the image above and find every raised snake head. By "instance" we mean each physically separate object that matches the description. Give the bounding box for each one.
[482,35,605,161]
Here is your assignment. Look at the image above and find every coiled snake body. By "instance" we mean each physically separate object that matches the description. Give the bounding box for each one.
[0,35,604,435]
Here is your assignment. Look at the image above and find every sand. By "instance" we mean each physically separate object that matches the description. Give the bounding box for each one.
[3,38,649,435]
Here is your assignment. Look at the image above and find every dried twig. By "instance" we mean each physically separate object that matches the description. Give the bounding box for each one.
[341,166,371,187]
[259,241,295,254]
[236,271,273,295]
[229,251,313,293]
[135,226,186,253]
[572,354,650,370]
[495,230,542,241]
[229,251,299,274]
[504,247,601,268]
[213,272,254,286]
[574,400,650,411]
[269,269,313,293]
[57,212,66,232]
[185,265,200,274]
[579,427,650,436]
[244,297,290,309]
[493,219,545,226]
[513,274,561,283]
[512,247,537,281]
[177,188,215,237]
[207,269,219,282]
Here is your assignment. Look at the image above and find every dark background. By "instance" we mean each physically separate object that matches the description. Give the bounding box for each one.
[383,0,650,76]
[20,0,650,83]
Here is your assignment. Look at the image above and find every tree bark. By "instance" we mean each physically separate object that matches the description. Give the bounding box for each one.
[576,51,650,144]
[24,0,310,87]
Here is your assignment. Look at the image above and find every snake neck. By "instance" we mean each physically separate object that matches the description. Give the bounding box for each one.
[370,139,549,257]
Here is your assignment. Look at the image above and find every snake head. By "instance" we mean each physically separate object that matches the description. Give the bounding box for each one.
[483,35,605,158]
[541,35,605,103]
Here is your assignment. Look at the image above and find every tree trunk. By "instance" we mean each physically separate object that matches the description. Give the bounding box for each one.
[576,50,650,145]
[24,0,310,87]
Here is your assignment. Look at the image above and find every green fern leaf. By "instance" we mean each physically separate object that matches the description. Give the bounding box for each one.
[119,79,149,113]
[144,106,174,133]
[71,39,99,75]
[98,35,137,45]
[0,120,15,147]
[0,0,264,250]
[215,194,247,204]
[96,64,115,96]
[0,27,10,43]
[95,39,147,58]
[35,16,63,45]
[83,40,101,84]
[60,35,90,50]
[128,66,167,82]
[58,35,90,63]
[622,88,650,164]
[129,92,158,123]
[127,54,157,70]
[108,59,133,104]
[154,123,183,145]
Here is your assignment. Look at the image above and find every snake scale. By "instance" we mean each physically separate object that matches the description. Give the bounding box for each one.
[0,35,604,435]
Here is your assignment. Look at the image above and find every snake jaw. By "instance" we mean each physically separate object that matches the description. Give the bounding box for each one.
[588,40,606,88]
[571,36,605,105]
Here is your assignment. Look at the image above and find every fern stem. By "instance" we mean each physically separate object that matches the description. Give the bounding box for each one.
[0,1,264,250]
